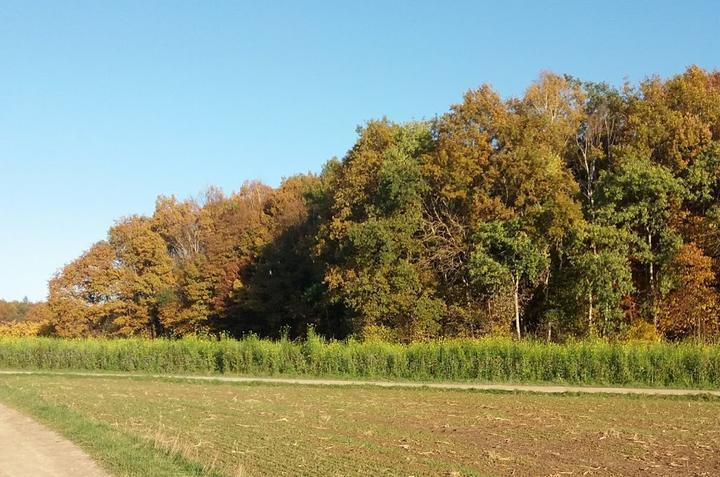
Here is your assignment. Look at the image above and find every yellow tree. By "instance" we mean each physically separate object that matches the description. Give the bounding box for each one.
[109,216,176,336]
[48,241,121,337]
[619,66,720,172]
[658,243,720,341]
[152,195,212,335]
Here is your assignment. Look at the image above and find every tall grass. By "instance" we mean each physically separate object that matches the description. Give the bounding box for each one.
[0,334,718,388]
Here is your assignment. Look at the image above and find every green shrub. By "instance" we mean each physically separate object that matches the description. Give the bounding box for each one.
[0,336,718,388]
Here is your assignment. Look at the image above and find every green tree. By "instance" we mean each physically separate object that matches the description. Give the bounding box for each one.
[470,219,549,338]
[319,121,444,340]
[565,224,634,336]
[595,156,685,323]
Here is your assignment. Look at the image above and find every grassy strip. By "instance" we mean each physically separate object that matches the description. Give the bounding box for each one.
[0,335,719,388]
[0,382,225,477]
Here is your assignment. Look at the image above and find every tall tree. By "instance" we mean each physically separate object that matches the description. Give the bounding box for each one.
[108,216,176,336]
[595,156,685,324]
[48,241,121,337]
[319,121,444,341]
[470,219,549,338]
[658,243,720,340]
[564,224,634,336]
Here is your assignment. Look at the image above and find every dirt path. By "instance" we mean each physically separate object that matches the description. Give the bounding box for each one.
[1,369,719,396]
[0,402,109,477]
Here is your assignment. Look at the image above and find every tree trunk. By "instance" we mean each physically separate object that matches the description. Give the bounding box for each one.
[588,288,593,336]
[648,233,656,327]
[648,233,654,289]
[603,306,609,337]
[513,276,521,340]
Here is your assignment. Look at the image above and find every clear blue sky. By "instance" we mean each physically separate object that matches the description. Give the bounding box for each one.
[1,0,718,301]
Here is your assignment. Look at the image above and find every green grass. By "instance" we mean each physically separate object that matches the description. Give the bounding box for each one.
[1,374,719,476]
[0,335,719,388]
[0,383,224,476]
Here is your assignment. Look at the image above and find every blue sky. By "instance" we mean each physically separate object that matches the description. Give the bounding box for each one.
[1,0,718,301]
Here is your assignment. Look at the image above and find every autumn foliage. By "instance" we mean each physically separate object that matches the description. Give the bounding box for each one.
[0,299,52,336]
[27,66,720,342]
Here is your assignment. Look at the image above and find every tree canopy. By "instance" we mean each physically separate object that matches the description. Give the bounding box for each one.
[37,66,720,342]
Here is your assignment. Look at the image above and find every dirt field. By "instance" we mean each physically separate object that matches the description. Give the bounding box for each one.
[0,374,718,476]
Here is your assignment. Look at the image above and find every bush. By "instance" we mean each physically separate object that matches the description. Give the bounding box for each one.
[0,336,718,388]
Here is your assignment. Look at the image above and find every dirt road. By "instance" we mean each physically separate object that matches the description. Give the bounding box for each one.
[1,369,719,396]
[0,402,109,477]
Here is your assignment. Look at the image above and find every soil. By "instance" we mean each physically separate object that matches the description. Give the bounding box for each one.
[0,402,109,477]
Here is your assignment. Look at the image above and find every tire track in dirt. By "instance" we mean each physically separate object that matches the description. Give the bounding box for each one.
[1,369,719,397]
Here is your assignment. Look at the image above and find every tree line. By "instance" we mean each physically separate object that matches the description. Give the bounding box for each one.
[41,66,720,342]
[0,298,47,323]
